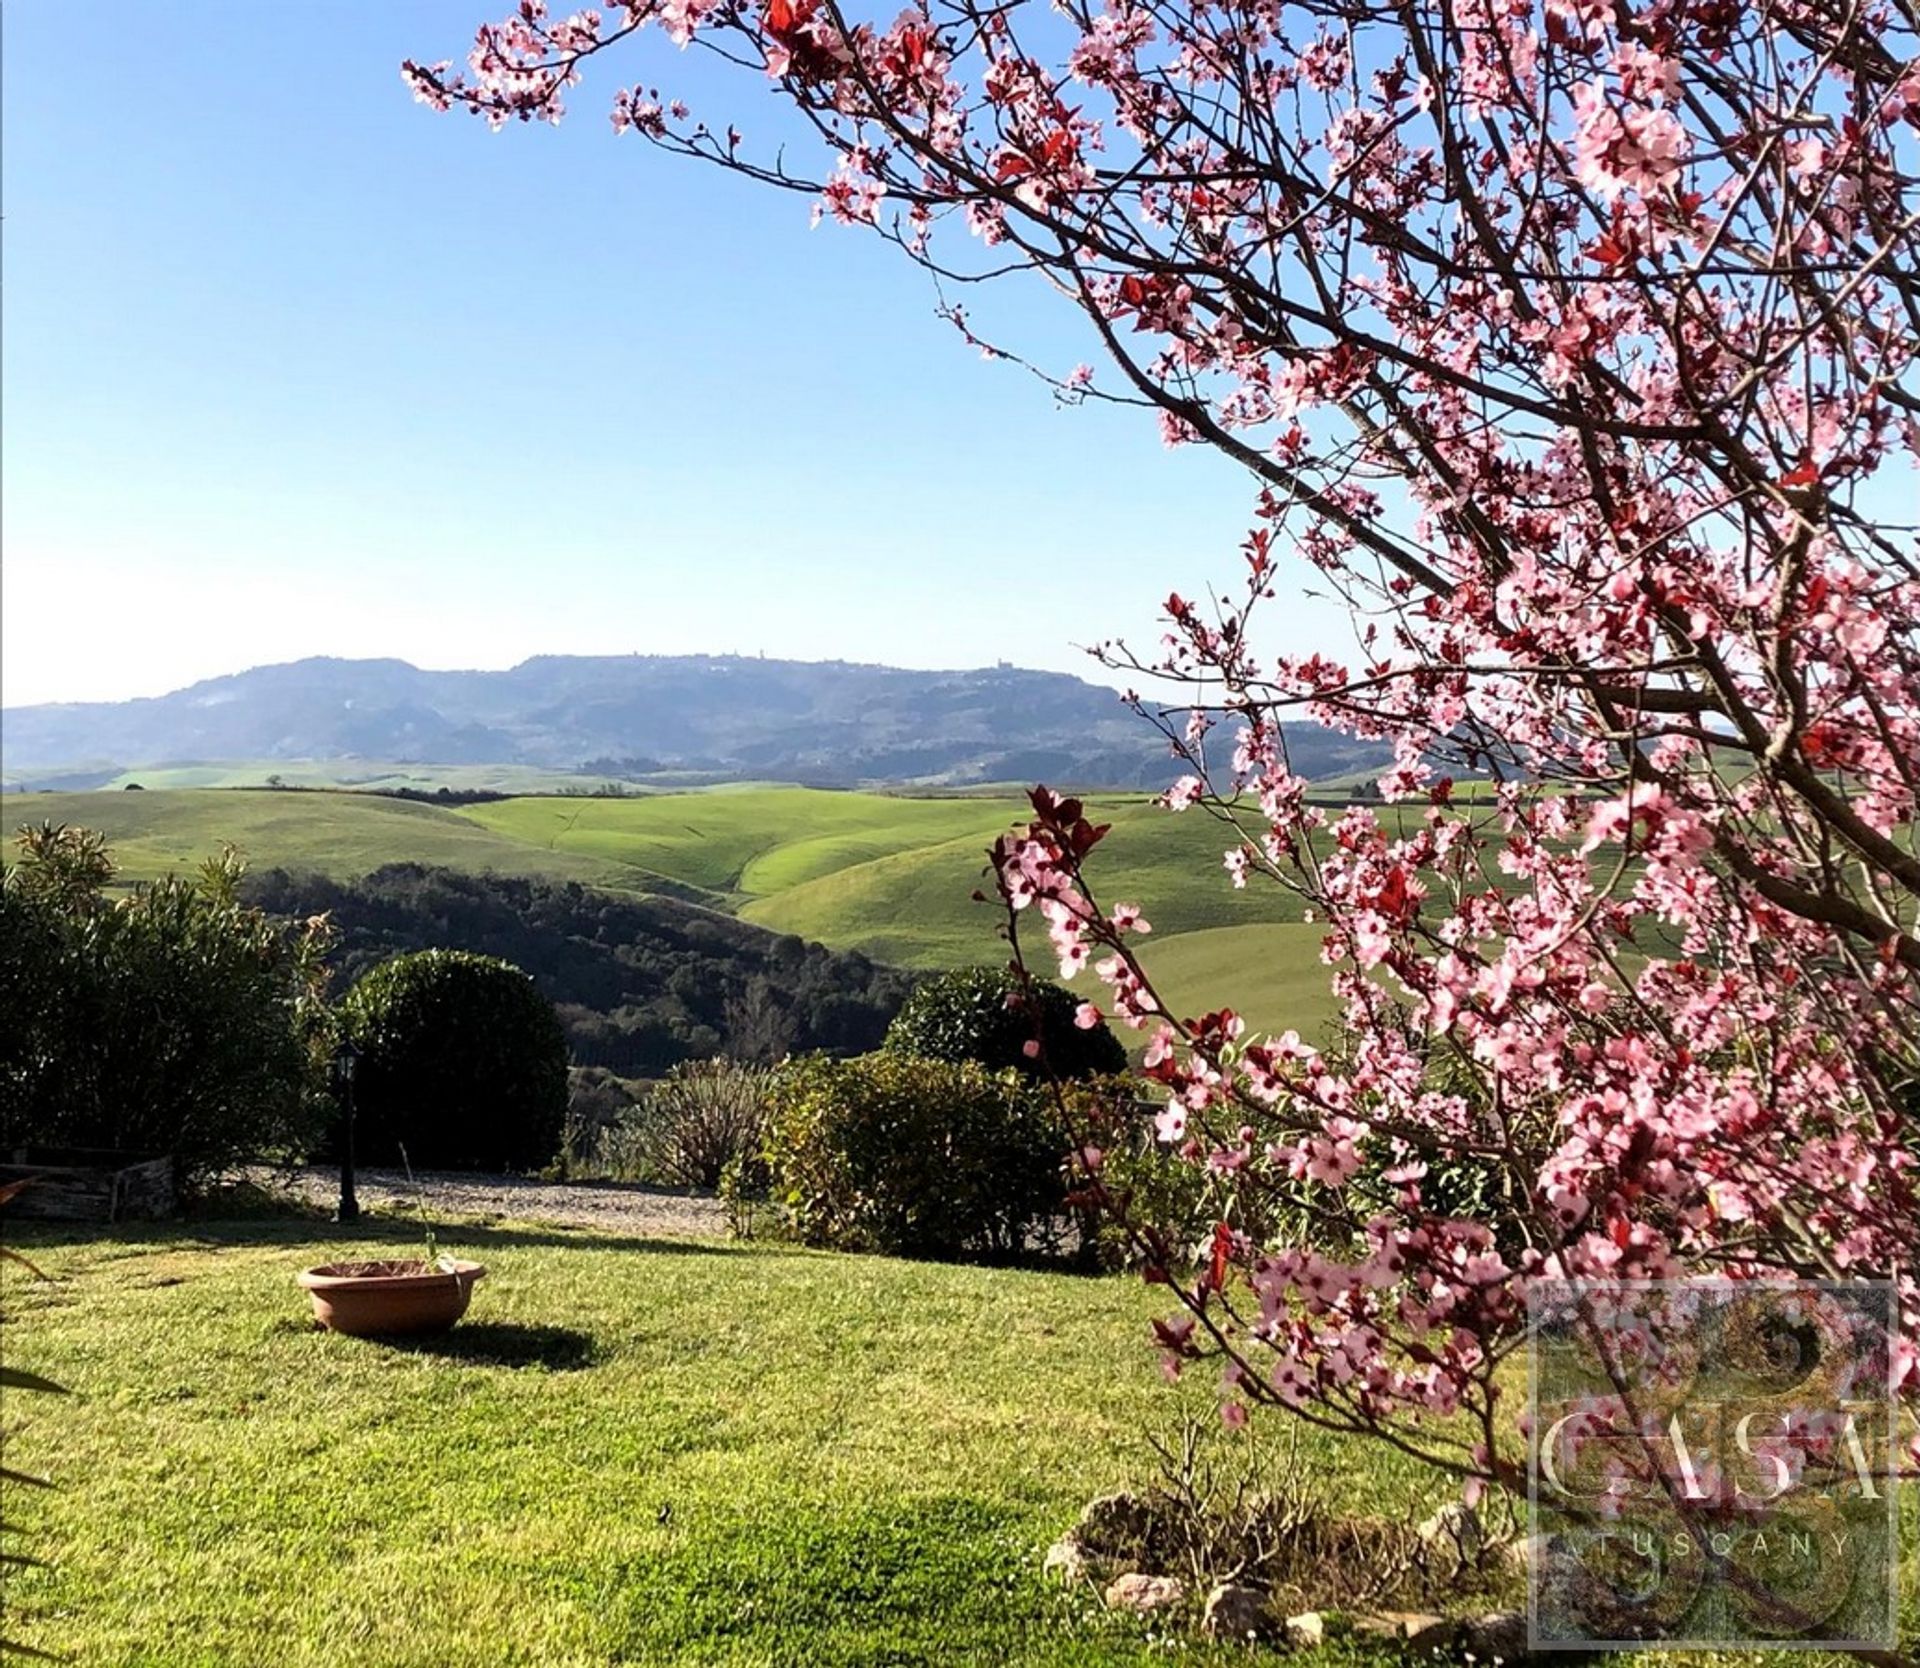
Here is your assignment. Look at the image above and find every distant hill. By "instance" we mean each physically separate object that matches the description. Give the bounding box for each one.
[0,653,1390,789]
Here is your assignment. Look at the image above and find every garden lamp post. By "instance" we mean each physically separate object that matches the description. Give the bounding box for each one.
[331,1037,361,1224]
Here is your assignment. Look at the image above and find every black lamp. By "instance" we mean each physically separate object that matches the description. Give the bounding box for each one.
[330,1037,362,1224]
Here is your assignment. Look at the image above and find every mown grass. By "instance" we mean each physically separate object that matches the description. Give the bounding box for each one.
[0,1212,1453,1667]
[8,1215,1906,1668]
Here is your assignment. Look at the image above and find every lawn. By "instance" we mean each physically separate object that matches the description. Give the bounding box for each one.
[9,1211,1905,1668]
[1,1210,1455,1668]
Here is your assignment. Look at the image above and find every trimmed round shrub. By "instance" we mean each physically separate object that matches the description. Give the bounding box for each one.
[340,950,567,1171]
[881,966,1126,1080]
[763,1052,1070,1262]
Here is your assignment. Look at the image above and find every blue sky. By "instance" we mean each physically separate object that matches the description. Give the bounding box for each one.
[0,1,1343,708]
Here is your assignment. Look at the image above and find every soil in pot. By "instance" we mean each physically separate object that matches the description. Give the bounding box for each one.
[297,1258,485,1336]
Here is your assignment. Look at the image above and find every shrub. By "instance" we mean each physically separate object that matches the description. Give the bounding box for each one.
[882,966,1126,1080]
[594,1057,773,1189]
[1062,1077,1299,1273]
[717,1146,774,1238]
[762,1052,1070,1262]
[548,1065,642,1178]
[0,824,330,1183]
[1067,1052,1535,1273]
[339,950,568,1171]
[1064,1079,1208,1273]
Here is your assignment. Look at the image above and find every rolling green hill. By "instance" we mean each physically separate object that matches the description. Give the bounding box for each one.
[2,785,1350,1038]
[735,798,1310,961]
[89,761,673,794]
[1086,922,1340,1039]
[457,789,1024,901]
[0,790,649,895]
[459,790,1340,1034]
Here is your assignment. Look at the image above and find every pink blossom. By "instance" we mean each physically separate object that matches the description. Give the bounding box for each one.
[1571,82,1688,202]
[414,0,1920,1503]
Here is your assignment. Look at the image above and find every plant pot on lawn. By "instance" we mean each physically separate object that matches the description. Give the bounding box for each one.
[296,1259,486,1336]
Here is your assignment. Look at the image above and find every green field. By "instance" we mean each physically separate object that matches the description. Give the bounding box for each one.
[1082,924,1338,1043]
[3,761,697,795]
[1,786,1343,1036]
[466,792,1336,1034]
[0,789,654,896]
[459,790,1025,903]
[0,1210,1451,1667]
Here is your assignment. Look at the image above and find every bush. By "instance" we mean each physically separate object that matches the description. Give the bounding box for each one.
[594,1057,773,1189]
[1063,1078,1208,1272]
[762,1052,1071,1262]
[0,825,332,1184]
[882,966,1126,1080]
[717,1146,774,1238]
[1067,1052,1534,1272]
[340,950,568,1171]
[551,1065,642,1177]
[1061,1076,1299,1273]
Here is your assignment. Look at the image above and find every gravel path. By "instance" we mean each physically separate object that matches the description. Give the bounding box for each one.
[261,1166,729,1240]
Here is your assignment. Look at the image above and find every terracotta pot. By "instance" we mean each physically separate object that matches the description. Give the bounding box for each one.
[297,1258,485,1336]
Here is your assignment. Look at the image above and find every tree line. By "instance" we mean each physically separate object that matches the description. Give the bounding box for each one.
[242,863,914,1078]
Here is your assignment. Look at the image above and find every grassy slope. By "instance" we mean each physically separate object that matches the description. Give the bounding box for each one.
[457,791,1343,1033]
[736,801,1308,965]
[1,786,1349,1032]
[0,790,651,896]
[458,790,1026,901]
[2,1214,1446,1668]
[1076,924,1342,1041]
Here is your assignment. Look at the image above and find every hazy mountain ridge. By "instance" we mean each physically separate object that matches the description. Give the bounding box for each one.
[0,653,1390,789]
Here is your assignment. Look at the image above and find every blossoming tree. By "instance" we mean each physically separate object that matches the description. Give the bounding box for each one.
[408,0,1920,1489]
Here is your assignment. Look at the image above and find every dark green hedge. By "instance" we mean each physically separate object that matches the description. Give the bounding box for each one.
[340,949,568,1172]
[881,966,1126,1080]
